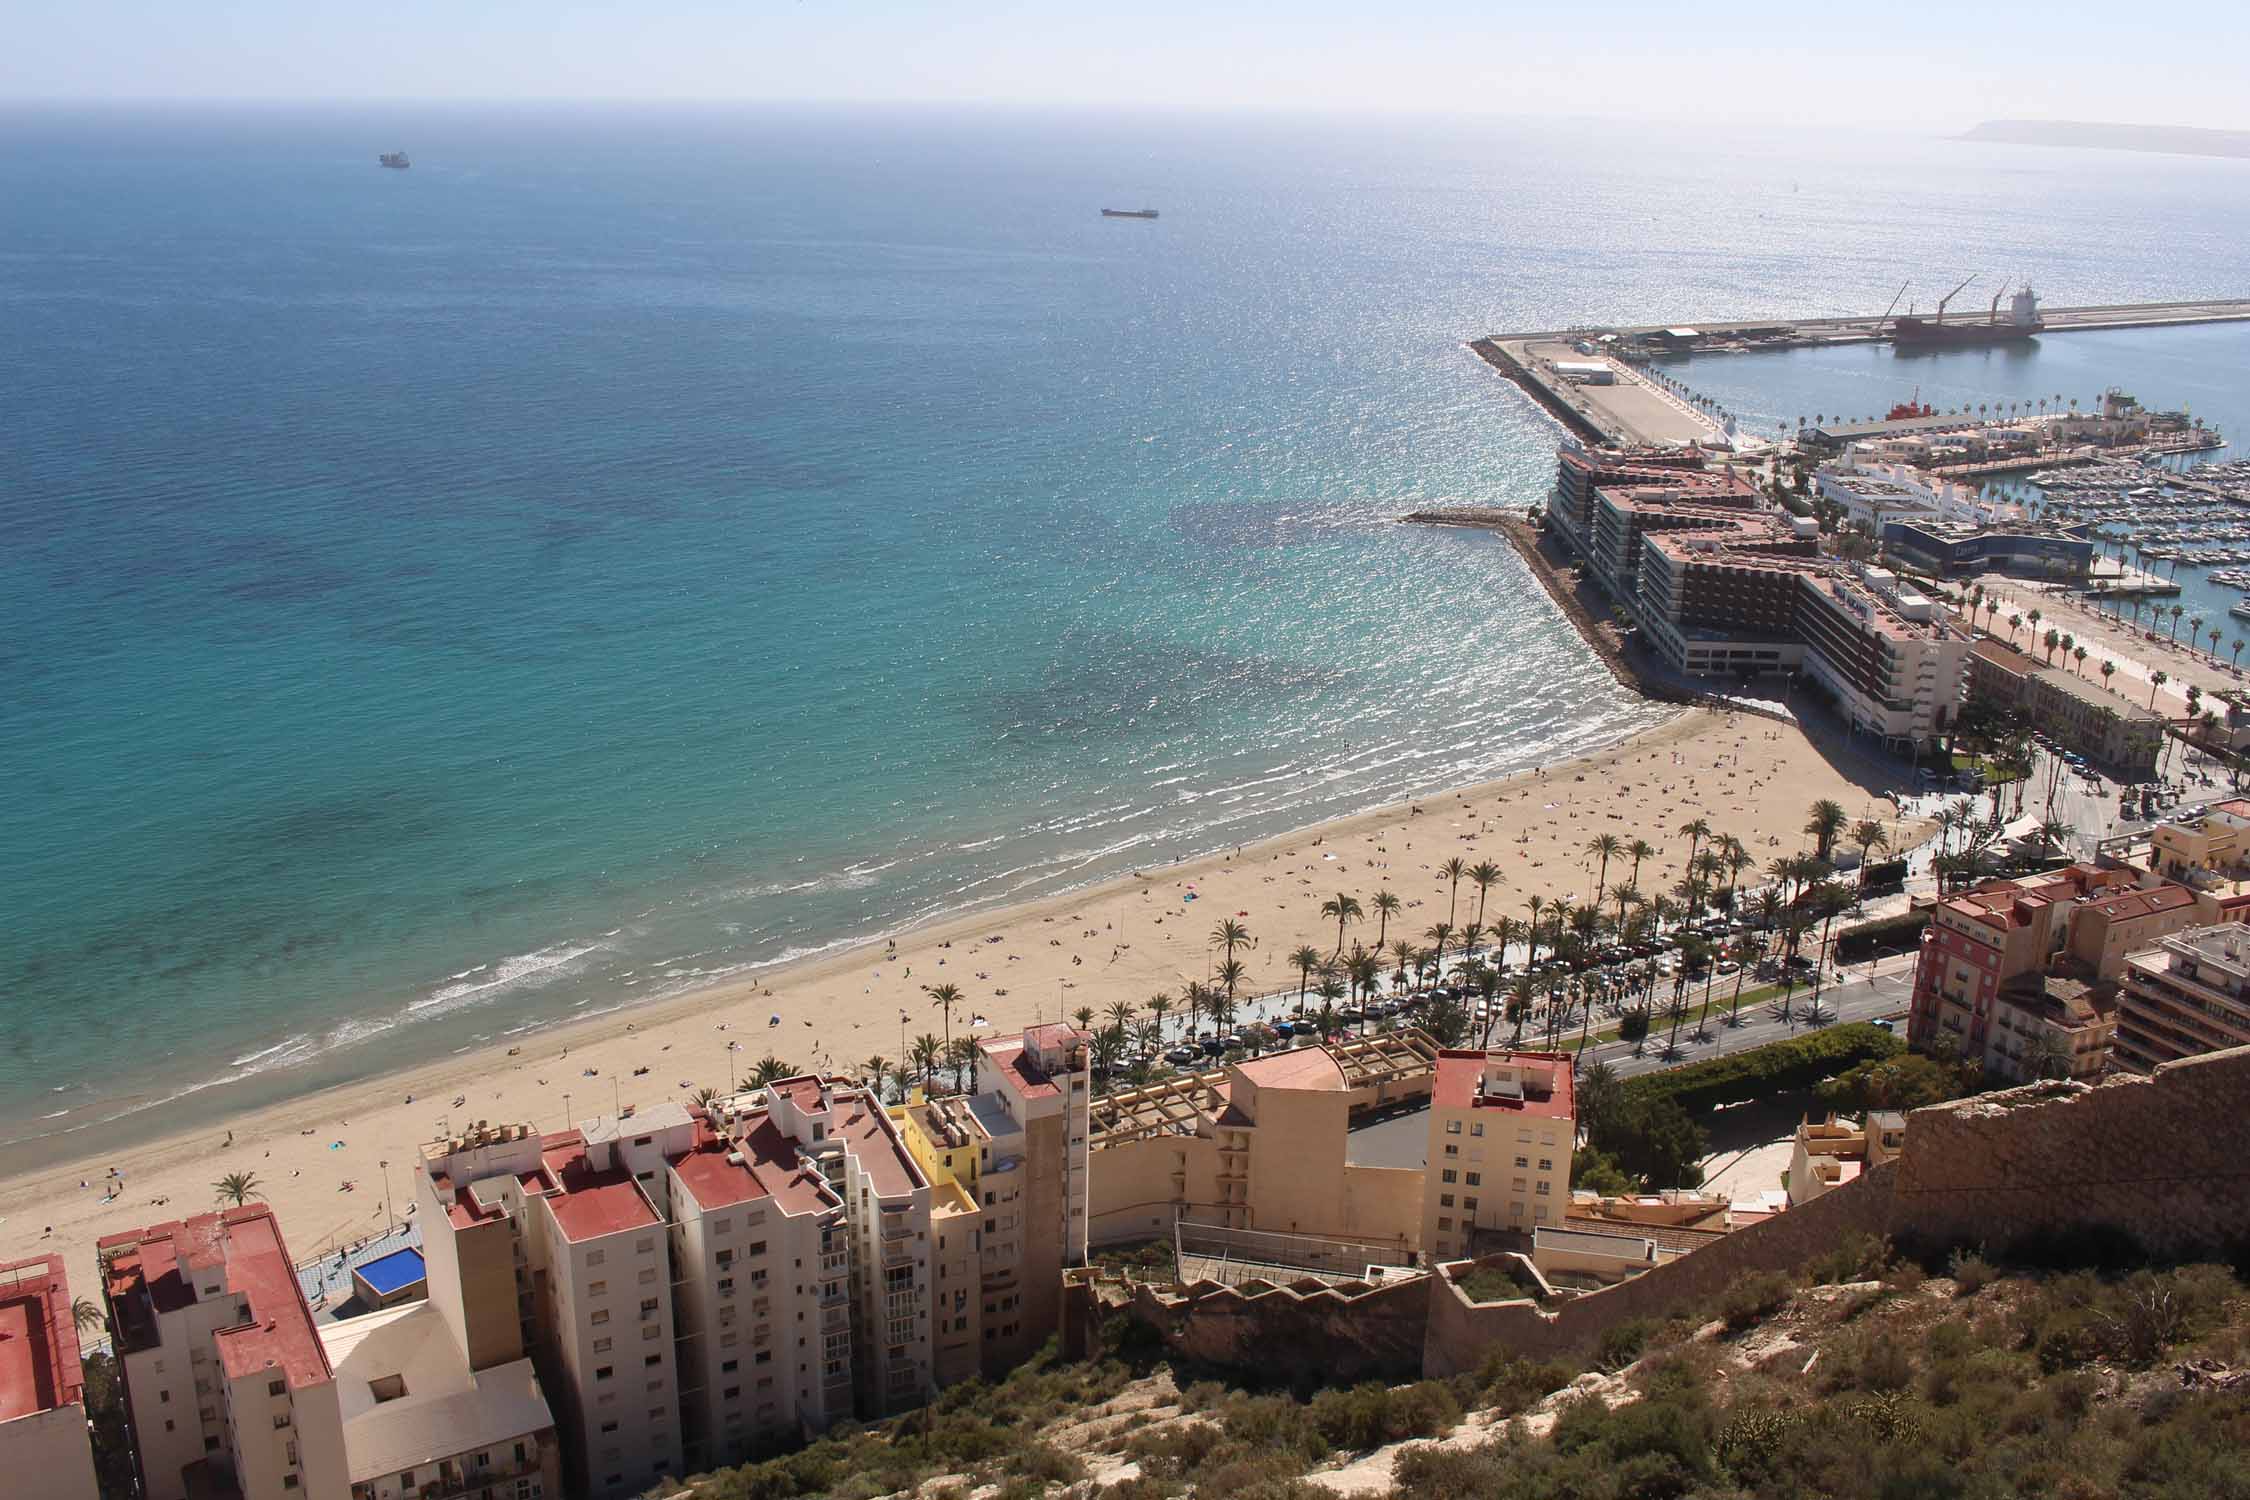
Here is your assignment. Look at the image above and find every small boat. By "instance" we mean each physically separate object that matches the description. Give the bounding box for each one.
[378,152,411,169]
[2231,598,2250,622]
[1100,207,1158,219]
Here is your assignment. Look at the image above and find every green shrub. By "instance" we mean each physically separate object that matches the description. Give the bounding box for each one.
[1807,1231,1890,1285]
[1949,1249,1997,1297]
[1476,1354,1580,1414]
[1593,1318,1654,1371]
[1625,1023,1903,1115]
[1720,1271,1797,1331]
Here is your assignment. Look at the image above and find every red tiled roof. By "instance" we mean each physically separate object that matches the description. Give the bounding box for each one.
[769,1077,827,1113]
[671,1141,772,1213]
[1022,1022,1082,1051]
[0,1254,80,1422]
[101,1207,330,1392]
[2080,884,2198,920]
[730,1115,840,1218]
[980,1039,1060,1100]
[836,1097,922,1198]
[1433,1049,1575,1122]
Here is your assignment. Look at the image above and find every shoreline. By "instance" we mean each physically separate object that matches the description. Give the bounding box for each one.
[0,703,1923,1305]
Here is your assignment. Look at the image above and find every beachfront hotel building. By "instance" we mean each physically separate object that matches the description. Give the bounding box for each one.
[416,1075,939,1495]
[0,1253,101,1500]
[1423,1050,1576,1263]
[1965,638,2164,775]
[891,1024,1091,1382]
[98,1204,352,1500]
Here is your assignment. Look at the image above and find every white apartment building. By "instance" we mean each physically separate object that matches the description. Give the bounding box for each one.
[1816,454,2022,530]
[98,1205,352,1500]
[319,1298,560,1500]
[0,1253,101,1500]
[417,1080,937,1494]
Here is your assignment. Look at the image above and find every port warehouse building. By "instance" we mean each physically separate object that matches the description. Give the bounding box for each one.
[1882,520,2095,581]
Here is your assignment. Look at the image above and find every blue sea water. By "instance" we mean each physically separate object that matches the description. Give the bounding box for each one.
[4,104,2246,1161]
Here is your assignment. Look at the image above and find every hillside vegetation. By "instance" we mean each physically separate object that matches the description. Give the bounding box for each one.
[656,1241,2250,1499]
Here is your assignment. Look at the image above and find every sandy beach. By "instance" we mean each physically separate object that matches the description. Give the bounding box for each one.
[0,706,1912,1300]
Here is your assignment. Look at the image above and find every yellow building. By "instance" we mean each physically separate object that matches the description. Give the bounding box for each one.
[1423,1051,1577,1262]
[1087,1047,1426,1258]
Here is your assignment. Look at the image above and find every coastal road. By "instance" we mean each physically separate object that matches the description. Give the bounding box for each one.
[1343,954,1920,1170]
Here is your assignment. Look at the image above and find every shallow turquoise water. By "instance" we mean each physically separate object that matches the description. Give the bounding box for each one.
[3,105,2245,1157]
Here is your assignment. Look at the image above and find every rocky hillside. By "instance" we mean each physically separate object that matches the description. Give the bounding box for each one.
[660,1244,2249,1500]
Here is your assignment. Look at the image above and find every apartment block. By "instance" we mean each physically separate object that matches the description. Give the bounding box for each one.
[0,1253,100,1500]
[1424,1050,1576,1262]
[1967,638,2164,774]
[1906,868,2206,1080]
[319,1298,560,1500]
[1089,1044,1429,1260]
[418,1080,933,1496]
[1786,1114,1906,1208]
[98,1205,351,1500]
[893,1024,1091,1381]
[2115,923,2250,1072]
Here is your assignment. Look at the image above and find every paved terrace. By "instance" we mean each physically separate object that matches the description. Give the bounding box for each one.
[1088,1029,1439,1146]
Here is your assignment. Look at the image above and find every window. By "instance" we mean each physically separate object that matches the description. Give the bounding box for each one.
[1440,1168,1456,1184]
[1463,1197,1479,1212]
[1470,1122,1484,1137]
[637,1236,655,1253]
[1444,1120,1461,1135]
[1439,1193,1454,1208]
[600,1421,620,1434]
[283,1478,299,1492]
[268,1378,286,1397]
[595,1366,614,1382]
[724,1386,741,1400]
[368,1374,406,1404]
[593,1337,612,1354]
[1465,1171,1481,1186]
[1436,1216,1452,1231]
[749,1240,766,1256]
[587,1250,606,1267]
[1537,1158,1553,1172]
[722,1358,738,1373]
[645,1354,662,1368]
[640,1297,659,1316]
[589,1280,608,1296]
[639,1268,657,1285]
[1536,1180,1550,1195]
[591,1308,610,1326]
[1514,1156,1528,1169]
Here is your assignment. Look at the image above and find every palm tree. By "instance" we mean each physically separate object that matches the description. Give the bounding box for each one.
[1677,817,1711,892]
[1289,946,1324,1013]
[2101,658,2117,692]
[1721,835,1753,915]
[2073,645,2089,676]
[2027,606,2042,644]
[1389,938,1414,994]
[1215,956,1247,1002]
[2151,669,2169,709]
[928,982,963,1052]
[1804,799,1848,863]
[2233,639,2245,670]
[1320,891,1364,956]
[752,1054,794,1088]
[72,1296,104,1338]
[1468,861,1502,933]
[1623,837,1657,899]
[2211,628,2224,659]
[1370,890,1402,950]
[1608,880,1639,933]
[692,1083,724,1107]
[1147,991,1174,1043]
[1210,918,1251,971]
[1524,894,1547,971]
[2042,627,2060,663]
[213,1171,262,1207]
[945,1036,978,1092]
[2168,604,2186,644]
[911,1033,942,1087]
[1584,833,1622,906]
[1440,857,1469,931]
[1424,922,1453,974]
[1105,997,1136,1035]
[1179,984,1206,1041]
[1851,819,1888,894]
[2008,611,2024,642]
[1073,1004,1096,1033]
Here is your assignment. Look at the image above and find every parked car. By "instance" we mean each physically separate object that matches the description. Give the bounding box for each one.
[1164,1046,1197,1066]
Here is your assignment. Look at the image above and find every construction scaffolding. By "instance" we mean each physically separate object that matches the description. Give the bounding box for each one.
[1089,1027,1440,1146]
[1173,1218,1420,1288]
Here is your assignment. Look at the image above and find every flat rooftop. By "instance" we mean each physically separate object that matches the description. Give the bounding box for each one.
[100,1205,331,1391]
[540,1133,661,1244]
[1510,338,1729,447]
[0,1254,79,1422]
[1433,1049,1575,1122]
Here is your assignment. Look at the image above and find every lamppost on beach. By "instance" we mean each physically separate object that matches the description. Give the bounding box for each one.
[379,1159,393,1235]
[562,1092,571,1133]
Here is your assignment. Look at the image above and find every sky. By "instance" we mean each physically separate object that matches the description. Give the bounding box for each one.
[1,0,2245,129]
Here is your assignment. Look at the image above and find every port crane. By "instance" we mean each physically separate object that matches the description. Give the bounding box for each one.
[1875,281,1909,336]
[1928,273,1978,326]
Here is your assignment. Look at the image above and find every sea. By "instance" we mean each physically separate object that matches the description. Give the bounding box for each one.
[4,104,2247,1166]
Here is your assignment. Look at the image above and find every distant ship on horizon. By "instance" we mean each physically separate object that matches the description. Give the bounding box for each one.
[1101,207,1158,219]
[378,152,411,169]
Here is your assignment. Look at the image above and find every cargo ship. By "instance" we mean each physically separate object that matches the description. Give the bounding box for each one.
[1892,284,2043,348]
[1101,208,1158,219]
[378,152,411,169]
